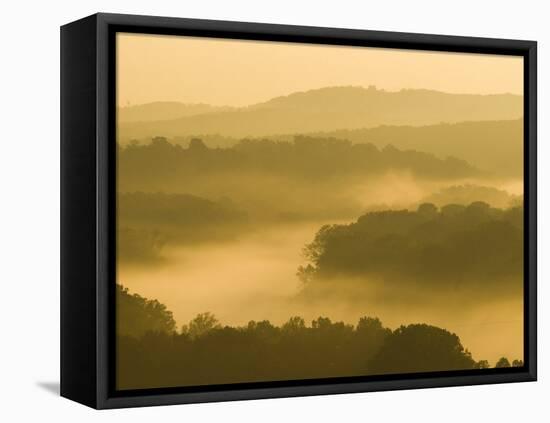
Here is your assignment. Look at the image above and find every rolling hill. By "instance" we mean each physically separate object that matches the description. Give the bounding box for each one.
[118,86,522,140]
[118,101,234,123]
[307,119,523,177]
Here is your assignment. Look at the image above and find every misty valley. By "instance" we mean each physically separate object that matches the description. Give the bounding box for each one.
[115,88,524,389]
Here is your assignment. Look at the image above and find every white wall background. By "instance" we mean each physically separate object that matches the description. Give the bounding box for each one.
[1,0,547,420]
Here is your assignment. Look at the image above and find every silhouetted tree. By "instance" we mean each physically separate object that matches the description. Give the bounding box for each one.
[369,324,475,374]
[282,316,306,334]
[495,357,511,368]
[116,284,176,338]
[189,138,208,152]
[118,136,479,198]
[182,312,221,339]
[474,360,490,369]
[417,202,438,218]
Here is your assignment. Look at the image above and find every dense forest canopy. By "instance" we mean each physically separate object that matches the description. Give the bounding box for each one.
[118,136,481,223]
[118,136,479,188]
[299,201,523,296]
[116,285,523,389]
[119,119,523,180]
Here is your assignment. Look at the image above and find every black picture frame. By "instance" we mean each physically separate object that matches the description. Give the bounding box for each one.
[60,12,537,409]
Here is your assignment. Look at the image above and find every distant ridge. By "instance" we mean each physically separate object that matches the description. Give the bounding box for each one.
[118,101,234,123]
[301,119,524,177]
[118,86,523,140]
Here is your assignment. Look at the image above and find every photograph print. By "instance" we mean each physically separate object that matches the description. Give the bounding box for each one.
[115,32,525,390]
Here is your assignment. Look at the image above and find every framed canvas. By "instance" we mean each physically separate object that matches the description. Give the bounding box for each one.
[60,13,537,409]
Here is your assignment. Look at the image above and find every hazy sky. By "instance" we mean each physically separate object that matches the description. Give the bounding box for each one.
[117,32,523,108]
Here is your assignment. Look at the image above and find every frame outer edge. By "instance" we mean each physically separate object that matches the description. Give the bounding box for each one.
[80,12,538,409]
[96,12,111,410]
[527,42,537,380]
[60,14,99,409]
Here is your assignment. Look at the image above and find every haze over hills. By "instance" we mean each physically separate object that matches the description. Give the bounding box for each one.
[115,35,526,384]
[118,101,235,123]
[118,86,522,140]
[120,119,523,178]
[419,184,521,209]
[304,119,523,178]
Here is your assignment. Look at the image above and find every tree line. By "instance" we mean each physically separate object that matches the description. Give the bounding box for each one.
[118,136,479,193]
[118,192,248,262]
[116,285,522,390]
[298,201,523,295]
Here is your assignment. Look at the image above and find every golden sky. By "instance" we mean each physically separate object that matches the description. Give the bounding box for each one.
[116,32,523,107]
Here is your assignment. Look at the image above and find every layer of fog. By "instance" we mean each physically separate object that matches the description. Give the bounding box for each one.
[119,218,523,365]
[348,171,523,212]
[118,169,524,365]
